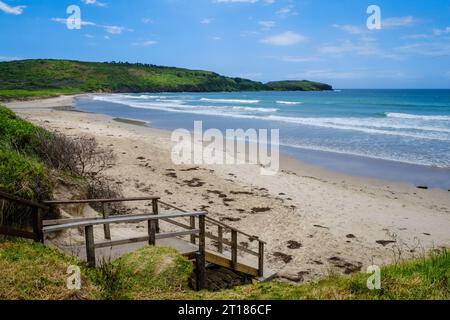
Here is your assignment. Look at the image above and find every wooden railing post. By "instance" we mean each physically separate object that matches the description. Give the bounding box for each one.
[31,207,43,243]
[217,226,223,254]
[190,216,196,244]
[196,215,206,291]
[231,230,238,270]
[148,219,156,246]
[152,199,160,233]
[102,203,111,240]
[85,225,96,268]
[258,241,265,277]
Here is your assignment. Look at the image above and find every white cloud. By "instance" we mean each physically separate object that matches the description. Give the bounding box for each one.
[332,24,365,35]
[215,0,275,2]
[433,27,450,36]
[278,56,319,62]
[0,0,26,15]
[215,0,258,3]
[51,18,96,27]
[132,40,158,46]
[51,17,132,35]
[82,0,107,7]
[260,31,306,46]
[104,25,132,35]
[276,6,297,17]
[382,16,418,29]
[238,72,263,79]
[0,55,22,61]
[259,20,275,29]
[142,18,154,24]
[396,42,450,57]
[289,69,364,80]
[200,18,213,25]
[318,37,401,60]
[403,26,450,40]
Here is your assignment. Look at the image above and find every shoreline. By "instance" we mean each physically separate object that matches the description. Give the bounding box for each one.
[75,94,450,191]
[5,95,450,282]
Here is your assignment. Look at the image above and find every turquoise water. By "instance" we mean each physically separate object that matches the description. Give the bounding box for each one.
[75,90,450,188]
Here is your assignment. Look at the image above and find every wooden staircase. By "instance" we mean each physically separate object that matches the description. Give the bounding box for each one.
[0,191,275,289]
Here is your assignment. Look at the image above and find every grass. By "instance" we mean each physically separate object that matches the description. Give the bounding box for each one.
[0,88,82,101]
[0,240,99,300]
[92,246,194,300]
[0,105,52,201]
[199,249,450,300]
[1,240,449,300]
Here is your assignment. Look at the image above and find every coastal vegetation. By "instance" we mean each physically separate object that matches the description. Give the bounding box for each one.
[1,239,449,300]
[266,80,333,91]
[0,105,119,227]
[0,59,332,101]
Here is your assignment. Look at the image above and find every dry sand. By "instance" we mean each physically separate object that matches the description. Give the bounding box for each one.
[6,95,450,282]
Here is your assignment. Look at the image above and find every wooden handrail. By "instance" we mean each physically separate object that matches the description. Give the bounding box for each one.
[42,211,206,233]
[43,196,160,205]
[159,199,266,277]
[0,190,49,210]
[159,200,266,244]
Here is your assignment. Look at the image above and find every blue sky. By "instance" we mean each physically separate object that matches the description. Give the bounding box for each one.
[0,0,449,88]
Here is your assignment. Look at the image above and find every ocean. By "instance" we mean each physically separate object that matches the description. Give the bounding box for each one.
[75,89,450,189]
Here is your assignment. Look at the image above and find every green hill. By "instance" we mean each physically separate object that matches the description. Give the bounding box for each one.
[266,80,333,91]
[0,59,332,101]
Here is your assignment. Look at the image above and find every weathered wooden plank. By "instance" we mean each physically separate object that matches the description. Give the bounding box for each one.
[152,199,160,234]
[197,215,206,291]
[217,226,223,254]
[201,232,259,257]
[148,220,156,246]
[43,212,207,233]
[95,236,150,249]
[85,225,96,268]
[0,190,49,210]
[31,207,44,243]
[231,230,238,270]
[258,241,265,278]
[43,213,154,227]
[159,200,266,243]
[156,229,199,241]
[0,226,36,240]
[190,216,196,244]
[43,196,160,205]
[163,218,191,230]
[204,251,259,277]
[102,203,111,240]
[205,216,266,244]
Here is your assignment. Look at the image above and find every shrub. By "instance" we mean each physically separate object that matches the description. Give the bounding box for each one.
[86,175,123,214]
[32,130,115,178]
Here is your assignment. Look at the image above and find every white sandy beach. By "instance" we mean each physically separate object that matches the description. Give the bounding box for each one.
[6,95,450,282]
